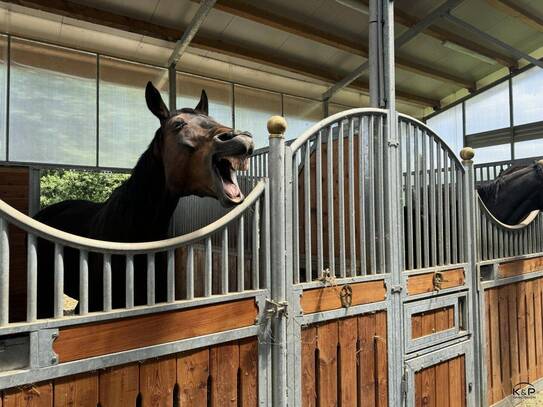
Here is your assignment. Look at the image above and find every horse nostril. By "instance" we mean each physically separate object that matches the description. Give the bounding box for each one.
[217,132,235,142]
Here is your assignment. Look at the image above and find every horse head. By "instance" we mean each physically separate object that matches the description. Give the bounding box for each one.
[477,159,543,225]
[145,81,254,207]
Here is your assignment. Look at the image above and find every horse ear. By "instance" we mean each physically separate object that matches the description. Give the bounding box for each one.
[195,89,209,115]
[145,81,170,122]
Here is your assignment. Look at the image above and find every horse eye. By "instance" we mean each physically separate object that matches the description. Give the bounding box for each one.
[173,121,186,130]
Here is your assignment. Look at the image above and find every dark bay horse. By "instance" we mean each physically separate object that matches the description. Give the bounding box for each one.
[34,82,254,316]
[477,160,543,225]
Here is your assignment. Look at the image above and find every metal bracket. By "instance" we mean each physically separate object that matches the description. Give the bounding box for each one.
[388,140,400,148]
[265,299,288,319]
[401,366,408,400]
[37,328,59,368]
[391,285,403,294]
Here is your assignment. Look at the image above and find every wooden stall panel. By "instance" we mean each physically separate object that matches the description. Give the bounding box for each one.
[177,349,210,406]
[3,383,52,407]
[411,305,455,339]
[99,364,139,407]
[0,166,30,322]
[54,372,99,407]
[485,277,543,405]
[140,357,177,407]
[301,311,388,407]
[498,256,543,278]
[407,268,465,296]
[210,342,239,406]
[414,355,466,407]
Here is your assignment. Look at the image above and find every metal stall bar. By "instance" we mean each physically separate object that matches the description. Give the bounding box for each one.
[26,234,37,322]
[0,218,9,326]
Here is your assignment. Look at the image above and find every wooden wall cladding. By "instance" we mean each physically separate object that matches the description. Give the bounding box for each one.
[407,268,465,296]
[0,166,29,322]
[301,311,388,407]
[1,337,258,407]
[484,277,543,405]
[412,305,454,339]
[414,355,466,407]
[498,256,543,278]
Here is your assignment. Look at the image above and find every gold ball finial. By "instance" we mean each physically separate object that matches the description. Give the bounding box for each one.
[460,147,475,161]
[267,116,287,138]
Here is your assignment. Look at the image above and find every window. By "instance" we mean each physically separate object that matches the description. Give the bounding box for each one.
[514,139,543,159]
[465,81,510,135]
[0,35,6,161]
[99,57,168,168]
[513,67,543,126]
[9,38,97,165]
[473,143,511,164]
[427,104,463,157]
[176,73,232,127]
[283,95,322,141]
[234,85,281,148]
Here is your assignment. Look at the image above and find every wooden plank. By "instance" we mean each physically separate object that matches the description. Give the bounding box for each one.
[421,309,435,339]
[338,317,358,407]
[412,306,454,338]
[407,269,465,296]
[415,371,422,407]
[210,341,239,407]
[484,290,493,405]
[300,280,386,314]
[139,357,177,407]
[301,327,317,407]
[99,364,139,407]
[359,313,376,407]
[420,365,435,407]
[374,312,387,407]
[434,360,449,407]
[527,279,537,383]
[54,373,99,407]
[507,284,520,392]
[317,320,338,407]
[488,288,502,402]
[517,282,529,385]
[54,298,257,362]
[3,383,53,407]
[449,356,464,407]
[239,338,258,407]
[535,278,543,378]
[177,348,210,406]
[498,285,512,396]
[498,256,543,278]
[460,357,466,407]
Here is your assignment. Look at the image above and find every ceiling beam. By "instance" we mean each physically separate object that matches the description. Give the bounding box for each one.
[4,0,440,107]
[195,0,473,89]
[358,0,517,67]
[486,0,543,32]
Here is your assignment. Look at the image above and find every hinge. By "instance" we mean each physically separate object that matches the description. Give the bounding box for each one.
[401,367,408,400]
[265,299,288,319]
[391,285,403,294]
[388,140,400,148]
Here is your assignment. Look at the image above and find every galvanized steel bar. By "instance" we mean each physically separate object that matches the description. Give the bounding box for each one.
[186,245,194,300]
[338,121,346,277]
[125,254,134,309]
[79,250,89,315]
[167,249,175,302]
[376,115,386,273]
[444,152,451,264]
[422,130,430,268]
[0,218,8,326]
[146,253,155,306]
[316,130,324,277]
[221,228,229,294]
[436,141,444,265]
[26,234,37,322]
[292,154,300,283]
[327,125,335,275]
[368,116,377,273]
[252,200,260,289]
[358,118,367,275]
[237,215,245,292]
[414,125,422,269]
[429,138,437,265]
[451,164,458,264]
[263,185,271,290]
[103,253,112,312]
[406,123,414,269]
[304,140,312,281]
[204,237,212,296]
[54,243,64,319]
[348,119,357,275]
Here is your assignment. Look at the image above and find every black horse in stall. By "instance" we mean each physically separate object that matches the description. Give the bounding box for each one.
[477,160,543,225]
[34,82,254,317]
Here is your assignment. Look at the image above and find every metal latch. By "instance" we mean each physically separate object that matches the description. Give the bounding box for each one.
[265,299,288,318]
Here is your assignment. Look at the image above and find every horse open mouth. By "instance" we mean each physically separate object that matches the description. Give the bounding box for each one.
[213,155,250,204]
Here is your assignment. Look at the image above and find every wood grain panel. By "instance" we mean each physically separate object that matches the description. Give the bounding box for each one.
[99,364,139,407]
[300,280,386,314]
[374,312,388,407]
[414,355,466,407]
[359,313,376,407]
[54,373,98,407]
[301,327,317,407]
[498,256,543,278]
[177,348,210,406]
[407,268,465,295]
[317,320,338,407]
[139,357,176,407]
[239,338,258,407]
[338,317,357,407]
[3,383,53,407]
[54,298,257,362]
[412,305,455,339]
[210,341,239,406]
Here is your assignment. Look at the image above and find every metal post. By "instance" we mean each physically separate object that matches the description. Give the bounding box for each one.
[461,147,483,406]
[369,0,383,107]
[0,217,9,326]
[268,115,287,407]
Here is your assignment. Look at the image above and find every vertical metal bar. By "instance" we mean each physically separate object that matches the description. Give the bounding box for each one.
[186,245,194,300]
[125,254,134,309]
[348,119,357,275]
[358,117,367,275]
[263,183,271,290]
[252,200,260,289]
[26,234,37,322]
[221,227,228,294]
[406,123,414,269]
[377,115,386,273]
[429,138,437,265]
[327,125,335,275]
[103,253,112,312]
[457,169,464,262]
[292,153,300,283]
[451,164,458,264]
[205,237,212,296]
[422,130,430,268]
[167,249,175,302]
[238,215,245,292]
[304,140,312,281]
[54,244,64,319]
[79,250,89,315]
[414,125,422,269]
[444,151,451,265]
[147,253,155,306]
[338,121,346,277]
[316,130,324,277]
[0,218,8,325]
[437,140,444,265]
[368,116,377,273]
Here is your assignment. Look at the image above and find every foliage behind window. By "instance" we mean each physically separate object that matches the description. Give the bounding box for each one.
[40,169,129,208]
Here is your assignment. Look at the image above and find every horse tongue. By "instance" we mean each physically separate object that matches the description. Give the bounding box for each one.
[224,181,240,199]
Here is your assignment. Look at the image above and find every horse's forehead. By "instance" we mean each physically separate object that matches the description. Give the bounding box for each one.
[172,112,223,130]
